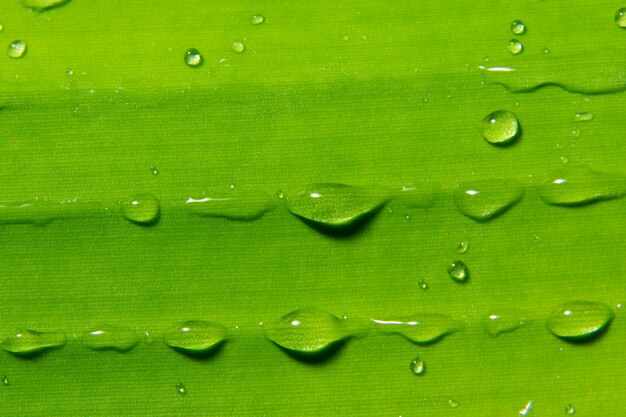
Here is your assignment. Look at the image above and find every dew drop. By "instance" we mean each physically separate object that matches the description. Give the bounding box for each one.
[418,279,429,290]
[176,383,187,396]
[616,8,626,28]
[184,48,203,67]
[371,314,458,344]
[454,180,524,221]
[20,0,71,11]
[1,329,66,356]
[231,41,245,54]
[456,241,469,254]
[538,167,626,206]
[264,308,352,355]
[66,68,74,76]
[447,260,469,283]
[546,301,614,341]
[121,193,160,225]
[163,320,228,355]
[508,39,523,55]
[410,356,425,375]
[573,112,594,122]
[511,20,526,35]
[149,165,159,176]
[186,189,275,221]
[285,183,389,229]
[81,325,140,352]
[480,110,521,145]
[481,311,525,337]
[276,190,284,199]
[448,400,459,408]
[565,404,576,415]
[251,14,265,25]
[2,376,8,385]
[7,40,27,59]
[542,46,550,54]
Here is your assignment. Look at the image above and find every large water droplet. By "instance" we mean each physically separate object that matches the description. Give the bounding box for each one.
[81,325,140,352]
[410,356,425,375]
[454,180,524,221]
[511,20,527,35]
[184,48,203,67]
[546,301,614,341]
[20,0,70,11]
[121,193,160,225]
[264,308,352,355]
[231,41,245,54]
[480,110,521,145]
[481,311,525,337]
[616,8,626,28]
[186,189,275,221]
[508,39,523,55]
[285,184,389,230]
[251,14,265,25]
[7,40,27,59]
[447,260,469,283]
[163,320,228,355]
[371,314,458,344]
[538,167,626,206]
[1,329,66,356]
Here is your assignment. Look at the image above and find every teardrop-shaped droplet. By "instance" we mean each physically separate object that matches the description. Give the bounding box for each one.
[7,40,27,59]
[481,311,525,337]
[81,325,140,352]
[371,314,458,344]
[186,189,274,221]
[121,193,160,225]
[264,307,352,355]
[538,167,626,206]
[454,180,524,221]
[285,183,389,229]
[480,110,521,145]
[410,356,426,375]
[20,0,71,11]
[163,320,228,355]
[546,301,614,341]
[447,260,469,283]
[1,329,66,356]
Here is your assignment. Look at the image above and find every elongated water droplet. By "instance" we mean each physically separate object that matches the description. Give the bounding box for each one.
[520,401,534,416]
[81,325,140,352]
[251,14,265,25]
[511,20,526,35]
[454,180,524,221]
[231,41,245,53]
[186,189,274,221]
[7,40,27,59]
[20,0,70,11]
[176,383,187,396]
[447,260,469,283]
[546,301,614,341]
[538,167,626,206]
[481,110,521,145]
[448,400,459,408]
[456,241,469,254]
[508,39,523,55]
[410,356,425,375]
[565,404,576,415]
[418,279,429,290]
[1,329,66,356]
[163,320,228,355]
[121,193,160,225]
[184,48,203,67]
[573,112,594,122]
[264,308,351,355]
[286,184,389,229]
[481,311,525,337]
[616,8,626,28]
[371,314,458,344]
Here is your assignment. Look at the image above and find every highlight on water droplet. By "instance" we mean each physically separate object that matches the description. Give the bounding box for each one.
[81,325,140,352]
[511,20,526,35]
[251,14,265,25]
[538,166,626,207]
[481,311,525,337]
[456,241,469,254]
[508,39,523,55]
[186,189,275,221]
[546,301,614,341]
[418,279,429,290]
[176,382,187,396]
[1,329,66,357]
[0,24,3,32]
[121,193,160,225]
[573,112,594,122]
[7,40,27,59]
[480,110,521,145]
[616,8,626,28]
[264,307,352,356]
[370,314,458,344]
[20,0,71,11]
[184,48,203,67]
[447,260,469,283]
[410,356,425,375]
[519,401,533,416]
[163,320,228,356]
[454,180,524,222]
[565,404,576,415]
[231,41,245,53]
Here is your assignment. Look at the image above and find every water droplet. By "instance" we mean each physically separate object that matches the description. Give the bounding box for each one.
[20,0,71,11]
[448,400,459,408]
[454,180,524,221]
[0,24,3,32]
[186,189,275,221]
[546,301,614,341]
[456,241,469,254]
[2,376,8,385]
[481,311,525,337]
[264,308,352,355]
[418,279,429,290]
[7,40,27,59]
[285,184,389,229]
[163,320,228,355]
[573,112,594,122]
[565,404,576,415]
[410,356,425,375]
[404,214,410,220]
[616,8,626,28]
[66,68,74,76]
[176,382,187,396]
[519,401,533,416]
[276,190,284,199]
[560,156,569,165]
[447,260,469,283]
[251,14,265,25]
[511,20,526,35]
[81,325,140,352]
[121,193,160,225]
[508,39,523,55]
[480,110,521,145]
[542,46,550,54]
[231,41,245,54]
[149,165,159,176]
[538,167,626,206]
[184,48,203,67]
[371,314,458,344]
[1,329,66,356]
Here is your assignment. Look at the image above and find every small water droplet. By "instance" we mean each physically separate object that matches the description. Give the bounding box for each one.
[163,320,228,355]
[1,329,66,357]
[371,314,458,344]
[410,356,425,375]
[121,193,160,225]
[184,48,203,67]
[276,190,284,199]
[448,399,459,408]
[508,39,523,55]
[20,0,71,11]
[565,404,576,415]
[149,165,159,175]
[616,8,626,28]
[186,189,275,221]
[418,279,429,290]
[542,46,550,54]
[480,110,521,145]
[519,401,533,416]
[454,180,524,221]
[66,68,74,76]
[7,40,27,59]
[447,260,469,283]
[176,382,187,396]
[456,241,469,254]
[573,112,594,122]
[251,14,265,25]
[511,20,526,35]
[404,214,410,220]
[2,376,8,385]
[538,167,626,206]
[481,311,525,337]
[570,128,580,138]
[81,325,140,352]
[231,41,245,54]
[546,301,614,341]
[560,156,569,165]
